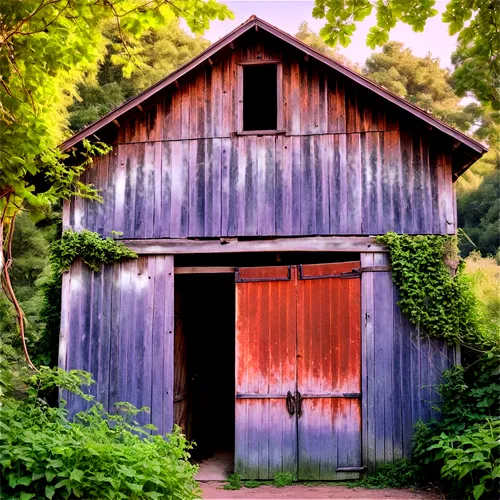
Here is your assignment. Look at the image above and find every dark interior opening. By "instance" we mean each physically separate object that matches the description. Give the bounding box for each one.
[243,64,277,131]
[174,274,235,463]
[175,251,360,268]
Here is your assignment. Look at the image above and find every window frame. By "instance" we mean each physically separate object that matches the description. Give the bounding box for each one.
[236,60,283,135]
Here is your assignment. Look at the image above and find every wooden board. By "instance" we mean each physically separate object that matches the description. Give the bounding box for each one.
[297,262,362,480]
[60,256,174,434]
[235,266,297,479]
[74,130,455,239]
[360,253,456,471]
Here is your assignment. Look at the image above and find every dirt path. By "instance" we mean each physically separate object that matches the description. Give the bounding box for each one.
[200,481,442,499]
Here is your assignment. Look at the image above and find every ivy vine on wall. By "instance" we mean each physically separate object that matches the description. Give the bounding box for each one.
[377,232,493,348]
[50,229,137,273]
[38,230,137,367]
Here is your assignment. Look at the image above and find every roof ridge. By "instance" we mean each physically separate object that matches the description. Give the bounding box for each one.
[61,15,486,160]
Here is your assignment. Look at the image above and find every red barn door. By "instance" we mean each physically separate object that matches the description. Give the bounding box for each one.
[235,266,297,479]
[235,262,362,480]
[296,263,362,480]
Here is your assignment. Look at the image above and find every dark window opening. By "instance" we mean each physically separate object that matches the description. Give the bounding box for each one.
[243,64,277,131]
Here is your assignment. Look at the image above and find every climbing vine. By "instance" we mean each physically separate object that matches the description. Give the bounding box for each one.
[377,232,493,348]
[36,230,137,367]
[49,229,137,273]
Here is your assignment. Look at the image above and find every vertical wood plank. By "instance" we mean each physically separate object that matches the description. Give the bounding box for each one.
[97,264,113,409]
[346,133,362,233]
[124,144,137,238]
[361,253,375,471]
[163,256,175,433]
[143,142,156,238]
[300,135,315,234]
[134,143,146,238]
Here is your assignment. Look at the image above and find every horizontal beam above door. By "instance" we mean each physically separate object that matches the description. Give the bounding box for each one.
[120,237,387,255]
[174,266,235,274]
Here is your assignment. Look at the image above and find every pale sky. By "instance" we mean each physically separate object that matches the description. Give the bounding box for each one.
[202,1,458,69]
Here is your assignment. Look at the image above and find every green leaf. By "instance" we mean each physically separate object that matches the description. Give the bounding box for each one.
[145,493,163,500]
[492,466,500,479]
[126,482,143,493]
[70,468,84,482]
[473,483,485,500]
[17,476,32,486]
[118,465,136,477]
[45,485,56,500]
[366,26,389,49]
[46,470,57,483]
[20,494,35,500]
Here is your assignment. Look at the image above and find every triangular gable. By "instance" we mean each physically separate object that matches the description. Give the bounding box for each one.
[61,15,486,176]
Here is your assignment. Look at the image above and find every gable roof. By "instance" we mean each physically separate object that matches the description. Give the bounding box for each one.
[61,15,486,170]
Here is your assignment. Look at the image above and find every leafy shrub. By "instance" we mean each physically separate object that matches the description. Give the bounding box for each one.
[359,459,423,489]
[0,366,200,500]
[273,472,294,487]
[223,473,242,490]
[429,420,499,500]
[243,480,264,488]
[413,349,500,499]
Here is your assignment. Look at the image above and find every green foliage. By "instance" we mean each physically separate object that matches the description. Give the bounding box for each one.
[223,472,295,490]
[0,0,232,230]
[243,480,265,488]
[37,271,63,368]
[69,19,211,131]
[447,0,499,110]
[363,41,480,132]
[359,459,423,489]
[377,233,495,347]
[0,212,58,366]
[0,366,200,500]
[294,22,358,69]
[458,160,500,257]
[50,229,137,273]
[313,0,498,110]
[413,349,500,499]
[273,472,295,487]
[224,473,243,490]
[432,420,499,500]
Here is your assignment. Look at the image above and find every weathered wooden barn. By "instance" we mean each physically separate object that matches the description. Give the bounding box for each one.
[60,16,486,480]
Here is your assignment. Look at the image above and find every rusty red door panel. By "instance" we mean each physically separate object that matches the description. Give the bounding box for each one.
[235,266,297,479]
[297,262,362,480]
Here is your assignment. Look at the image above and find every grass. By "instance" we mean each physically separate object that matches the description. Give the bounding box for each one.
[223,472,294,490]
[464,253,500,335]
[222,460,424,491]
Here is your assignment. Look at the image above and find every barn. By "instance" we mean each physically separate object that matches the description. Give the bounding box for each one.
[59,16,486,480]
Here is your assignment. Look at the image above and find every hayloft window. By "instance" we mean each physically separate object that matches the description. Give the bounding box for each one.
[237,61,282,133]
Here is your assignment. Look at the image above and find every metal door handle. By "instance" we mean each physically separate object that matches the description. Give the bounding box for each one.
[296,390,303,418]
[286,391,295,416]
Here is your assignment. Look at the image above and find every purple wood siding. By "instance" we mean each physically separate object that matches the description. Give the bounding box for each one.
[361,253,456,470]
[59,256,174,434]
[68,130,455,238]
[64,31,457,239]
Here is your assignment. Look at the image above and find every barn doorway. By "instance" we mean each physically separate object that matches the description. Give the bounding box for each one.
[172,252,362,480]
[174,273,235,480]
